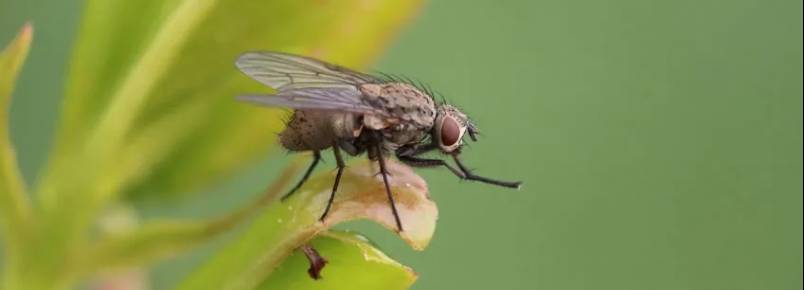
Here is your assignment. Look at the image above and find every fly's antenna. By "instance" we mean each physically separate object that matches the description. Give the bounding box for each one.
[467,120,479,141]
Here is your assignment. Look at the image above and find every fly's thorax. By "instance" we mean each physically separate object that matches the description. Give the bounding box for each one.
[356,82,438,152]
[359,82,436,131]
[280,110,362,151]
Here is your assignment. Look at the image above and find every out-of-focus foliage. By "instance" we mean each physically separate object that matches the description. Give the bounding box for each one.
[5,0,800,289]
[0,23,33,290]
[0,1,429,290]
[43,0,423,203]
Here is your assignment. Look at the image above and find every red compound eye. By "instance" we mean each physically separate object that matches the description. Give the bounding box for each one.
[440,116,461,147]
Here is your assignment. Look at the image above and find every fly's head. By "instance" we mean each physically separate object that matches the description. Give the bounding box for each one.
[433,104,478,153]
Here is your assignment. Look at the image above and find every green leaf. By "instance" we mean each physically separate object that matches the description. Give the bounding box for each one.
[79,162,304,275]
[256,231,417,290]
[0,23,33,290]
[124,0,425,200]
[28,1,422,286]
[175,159,437,290]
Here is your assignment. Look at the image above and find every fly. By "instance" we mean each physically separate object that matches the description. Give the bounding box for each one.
[235,51,521,232]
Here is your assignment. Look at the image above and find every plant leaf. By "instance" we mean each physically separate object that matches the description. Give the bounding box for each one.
[124,0,424,200]
[40,0,425,203]
[256,231,417,290]
[0,24,33,285]
[79,162,303,275]
[27,1,422,287]
[174,159,437,290]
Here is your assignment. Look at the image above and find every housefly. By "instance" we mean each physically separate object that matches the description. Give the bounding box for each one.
[236,51,521,231]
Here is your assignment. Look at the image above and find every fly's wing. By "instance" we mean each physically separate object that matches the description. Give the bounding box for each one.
[235,51,387,115]
[236,51,377,90]
[237,87,387,115]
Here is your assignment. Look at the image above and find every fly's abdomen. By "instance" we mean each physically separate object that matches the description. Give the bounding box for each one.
[280,110,362,151]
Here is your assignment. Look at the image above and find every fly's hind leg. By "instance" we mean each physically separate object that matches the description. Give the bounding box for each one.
[281,151,321,201]
[319,144,345,222]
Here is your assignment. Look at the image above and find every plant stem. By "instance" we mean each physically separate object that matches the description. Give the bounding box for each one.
[0,23,34,290]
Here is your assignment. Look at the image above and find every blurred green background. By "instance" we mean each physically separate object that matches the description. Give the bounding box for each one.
[1,0,801,289]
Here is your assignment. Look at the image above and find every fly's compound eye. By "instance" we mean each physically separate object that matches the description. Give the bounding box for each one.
[440,115,462,148]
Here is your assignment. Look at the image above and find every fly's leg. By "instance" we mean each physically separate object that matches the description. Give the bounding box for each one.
[396,142,461,176]
[396,142,438,157]
[320,144,345,222]
[337,139,363,156]
[396,145,522,189]
[451,153,522,189]
[397,155,464,177]
[281,151,321,201]
[377,147,404,232]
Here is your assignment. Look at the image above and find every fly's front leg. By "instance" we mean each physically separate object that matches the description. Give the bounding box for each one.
[319,144,346,222]
[397,142,438,157]
[396,142,464,177]
[397,142,521,189]
[451,153,522,189]
[396,154,464,177]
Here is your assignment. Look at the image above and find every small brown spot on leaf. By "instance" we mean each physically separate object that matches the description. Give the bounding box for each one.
[301,244,328,280]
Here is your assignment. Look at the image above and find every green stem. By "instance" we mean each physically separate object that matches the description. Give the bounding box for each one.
[0,23,33,290]
[81,160,302,274]
[21,1,221,289]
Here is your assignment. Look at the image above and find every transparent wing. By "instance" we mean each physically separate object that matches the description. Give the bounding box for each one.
[237,86,388,115]
[236,51,378,91]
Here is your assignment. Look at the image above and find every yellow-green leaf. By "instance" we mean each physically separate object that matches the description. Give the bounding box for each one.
[28,2,423,287]
[41,0,425,203]
[125,0,424,200]
[79,162,303,275]
[175,159,437,290]
[0,22,32,226]
[257,231,417,290]
[0,22,33,290]
[0,23,33,237]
